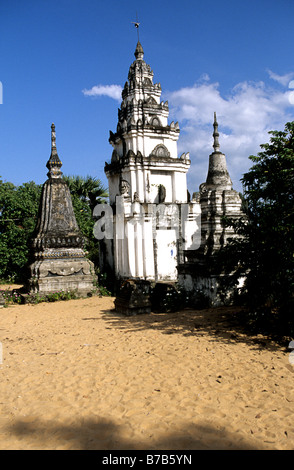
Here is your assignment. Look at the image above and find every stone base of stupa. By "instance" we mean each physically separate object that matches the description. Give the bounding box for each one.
[27,257,97,297]
[114,279,152,315]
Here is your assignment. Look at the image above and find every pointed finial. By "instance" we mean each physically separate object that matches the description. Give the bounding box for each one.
[132,13,144,59]
[206,113,233,190]
[213,112,220,152]
[134,40,144,60]
[51,123,57,153]
[46,123,62,178]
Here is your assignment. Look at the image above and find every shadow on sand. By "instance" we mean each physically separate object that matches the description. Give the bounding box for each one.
[90,305,285,353]
[6,415,265,450]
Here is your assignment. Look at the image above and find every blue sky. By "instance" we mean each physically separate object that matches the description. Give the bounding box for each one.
[1,0,294,193]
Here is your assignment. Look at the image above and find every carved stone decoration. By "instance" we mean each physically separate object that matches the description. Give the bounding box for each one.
[111,149,119,163]
[133,191,140,202]
[150,144,170,158]
[26,124,97,297]
[158,184,166,203]
[119,179,130,196]
[150,116,161,127]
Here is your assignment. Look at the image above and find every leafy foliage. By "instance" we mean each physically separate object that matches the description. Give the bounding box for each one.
[25,289,79,304]
[217,121,294,334]
[0,180,42,282]
[63,175,108,211]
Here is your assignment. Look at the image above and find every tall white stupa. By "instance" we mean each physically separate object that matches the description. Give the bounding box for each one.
[102,40,199,283]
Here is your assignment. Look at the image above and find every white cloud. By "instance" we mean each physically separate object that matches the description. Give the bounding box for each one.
[166,75,294,192]
[82,84,122,102]
[267,69,294,87]
[82,74,294,192]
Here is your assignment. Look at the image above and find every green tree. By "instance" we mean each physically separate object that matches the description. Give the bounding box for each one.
[218,121,294,334]
[0,180,42,282]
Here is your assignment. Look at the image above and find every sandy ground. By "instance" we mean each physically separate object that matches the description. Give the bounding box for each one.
[0,285,293,450]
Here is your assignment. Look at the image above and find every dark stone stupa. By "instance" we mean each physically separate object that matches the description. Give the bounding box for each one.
[26,124,97,296]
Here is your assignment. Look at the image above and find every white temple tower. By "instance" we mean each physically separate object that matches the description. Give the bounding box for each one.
[102,41,200,284]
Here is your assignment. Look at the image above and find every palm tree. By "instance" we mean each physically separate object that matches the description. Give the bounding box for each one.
[62,175,109,274]
[63,175,108,211]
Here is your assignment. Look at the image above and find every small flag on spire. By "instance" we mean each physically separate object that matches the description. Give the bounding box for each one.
[131,12,140,40]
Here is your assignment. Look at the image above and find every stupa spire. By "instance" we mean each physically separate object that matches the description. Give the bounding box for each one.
[204,113,232,190]
[213,112,220,152]
[134,40,144,60]
[51,122,57,153]
[46,123,63,178]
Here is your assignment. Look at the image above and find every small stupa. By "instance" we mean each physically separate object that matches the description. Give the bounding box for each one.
[26,123,97,296]
[178,113,244,305]
[199,112,242,256]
